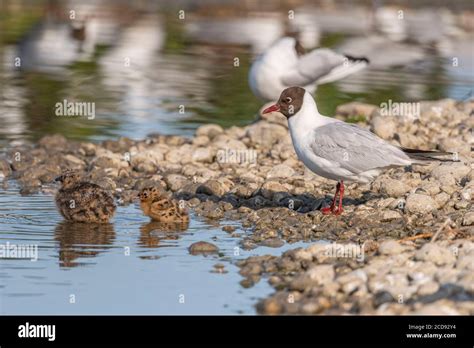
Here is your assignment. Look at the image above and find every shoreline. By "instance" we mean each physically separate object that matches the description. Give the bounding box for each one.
[1,98,473,314]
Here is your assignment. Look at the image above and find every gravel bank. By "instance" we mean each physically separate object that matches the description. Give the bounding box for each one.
[1,98,472,314]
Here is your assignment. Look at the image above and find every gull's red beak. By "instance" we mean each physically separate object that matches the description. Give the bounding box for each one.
[262,103,280,114]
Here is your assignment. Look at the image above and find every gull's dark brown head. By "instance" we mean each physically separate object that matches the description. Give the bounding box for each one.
[262,86,305,118]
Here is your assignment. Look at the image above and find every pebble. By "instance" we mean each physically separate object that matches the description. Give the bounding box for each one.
[212,263,228,274]
[266,164,295,179]
[415,243,456,266]
[381,210,402,221]
[188,241,219,255]
[336,102,377,121]
[378,240,407,255]
[191,147,215,163]
[246,122,288,147]
[289,265,335,290]
[462,212,474,226]
[197,179,230,196]
[431,163,471,181]
[222,225,236,233]
[405,193,438,214]
[416,281,440,296]
[165,174,189,192]
[380,178,411,197]
[260,181,288,199]
[260,238,284,248]
[196,124,224,139]
[371,115,397,139]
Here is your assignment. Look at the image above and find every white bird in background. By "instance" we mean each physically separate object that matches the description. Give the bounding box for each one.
[249,37,369,101]
[262,86,455,215]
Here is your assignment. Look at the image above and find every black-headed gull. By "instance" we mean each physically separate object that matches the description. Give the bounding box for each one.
[249,37,369,101]
[262,86,454,215]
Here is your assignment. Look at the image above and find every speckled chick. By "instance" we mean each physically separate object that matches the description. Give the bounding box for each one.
[55,171,116,223]
[138,187,189,223]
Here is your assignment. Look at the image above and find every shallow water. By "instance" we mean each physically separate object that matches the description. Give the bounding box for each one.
[1,2,473,146]
[0,180,314,314]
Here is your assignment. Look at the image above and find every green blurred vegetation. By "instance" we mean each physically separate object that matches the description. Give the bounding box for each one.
[185,52,261,127]
[18,52,120,142]
[346,114,367,123]
[0,10,42,44]
[68,44,111,74]
[21,73,107,141]
[320,32,346,48]
[163,14,189,54]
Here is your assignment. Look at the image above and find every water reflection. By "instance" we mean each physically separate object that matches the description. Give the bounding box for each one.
[139,220,189,248]
[0,181,294,314]
[0,0,473,146]
[185,15,284,54]
[54,221,115,268]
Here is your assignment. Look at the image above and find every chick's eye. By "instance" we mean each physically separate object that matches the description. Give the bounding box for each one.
[285,97,292,103]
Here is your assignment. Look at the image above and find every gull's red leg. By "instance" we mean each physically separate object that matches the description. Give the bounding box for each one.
[321,182,340,215]
[333,181,344,215]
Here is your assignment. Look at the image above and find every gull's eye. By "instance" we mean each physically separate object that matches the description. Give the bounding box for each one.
[285,97,292,103]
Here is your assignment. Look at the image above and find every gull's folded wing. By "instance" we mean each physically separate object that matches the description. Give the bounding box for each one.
[310,122,411,174]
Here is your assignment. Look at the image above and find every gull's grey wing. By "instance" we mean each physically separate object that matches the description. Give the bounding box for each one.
[311,122,411,174]
[281,48,345,86]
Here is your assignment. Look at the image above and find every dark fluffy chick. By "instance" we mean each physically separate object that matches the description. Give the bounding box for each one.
[55,170,116,223]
